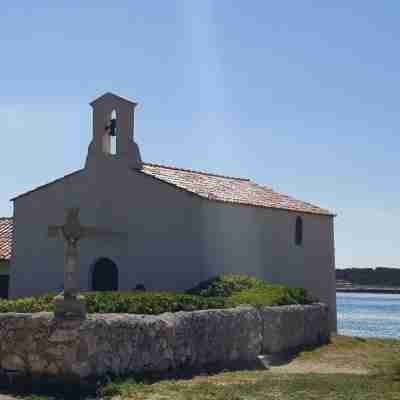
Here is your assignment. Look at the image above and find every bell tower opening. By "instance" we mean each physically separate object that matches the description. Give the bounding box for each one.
[106,109,117,155]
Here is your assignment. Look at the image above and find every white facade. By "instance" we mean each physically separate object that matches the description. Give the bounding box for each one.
[9,93,337,331]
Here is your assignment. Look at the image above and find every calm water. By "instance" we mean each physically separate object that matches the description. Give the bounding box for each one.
[337,292,400,338]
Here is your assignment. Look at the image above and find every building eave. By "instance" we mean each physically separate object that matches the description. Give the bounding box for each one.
[10,170,83,202]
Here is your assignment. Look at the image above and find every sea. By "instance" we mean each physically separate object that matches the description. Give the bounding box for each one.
[337,292,400,339]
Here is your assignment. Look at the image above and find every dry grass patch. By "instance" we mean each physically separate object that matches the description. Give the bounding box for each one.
[97,336,400,400]
[292,335,400,374]
[102,374,400,400]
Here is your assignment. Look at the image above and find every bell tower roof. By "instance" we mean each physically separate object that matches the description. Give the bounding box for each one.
[89,92,138,107]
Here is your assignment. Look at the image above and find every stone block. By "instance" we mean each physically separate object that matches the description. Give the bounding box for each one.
[260,303,330,355]
[1,354,25,371]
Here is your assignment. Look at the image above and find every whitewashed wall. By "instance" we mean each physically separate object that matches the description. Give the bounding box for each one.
[10,157,336,331]
[200,201,337,330]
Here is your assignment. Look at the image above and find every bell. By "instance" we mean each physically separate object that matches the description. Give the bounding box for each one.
[106,118,117,136]
[109,118,117,137]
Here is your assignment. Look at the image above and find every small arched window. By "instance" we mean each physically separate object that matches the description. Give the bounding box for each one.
[295,216,303,246]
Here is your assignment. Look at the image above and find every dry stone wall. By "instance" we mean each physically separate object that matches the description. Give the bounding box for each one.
[0,304,329,381]
[260,303,330,354]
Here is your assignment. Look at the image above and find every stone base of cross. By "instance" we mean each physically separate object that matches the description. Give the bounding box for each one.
[53,293,86,319]
[48,208,125,319]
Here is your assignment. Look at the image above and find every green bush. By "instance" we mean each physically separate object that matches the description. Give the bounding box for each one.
[0,275,316,314]
[0,293,56,313]
[0,292,226,314]
[84,292,226,314]
[186,274,268,297]
[227,286,313,307]
[186,274,314,306]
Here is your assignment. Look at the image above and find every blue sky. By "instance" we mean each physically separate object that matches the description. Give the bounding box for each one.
[0,1,399,268]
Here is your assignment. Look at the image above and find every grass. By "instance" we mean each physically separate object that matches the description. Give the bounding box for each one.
[294,335,400,374]
[5,335,398,400]
[95,372,400,400]
[99,374,400,400]
[95,335,400,399]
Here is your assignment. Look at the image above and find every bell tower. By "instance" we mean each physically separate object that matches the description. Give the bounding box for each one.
[85,92,142,170]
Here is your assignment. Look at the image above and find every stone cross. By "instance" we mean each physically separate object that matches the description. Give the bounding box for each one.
[48,207,125,318]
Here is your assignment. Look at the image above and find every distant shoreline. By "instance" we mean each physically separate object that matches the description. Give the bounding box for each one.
[337,287,400,294]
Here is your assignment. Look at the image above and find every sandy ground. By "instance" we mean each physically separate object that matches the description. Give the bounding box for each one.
[268,360,369,375]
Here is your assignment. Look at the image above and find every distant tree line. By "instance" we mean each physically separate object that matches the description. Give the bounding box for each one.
[336,267,400,287]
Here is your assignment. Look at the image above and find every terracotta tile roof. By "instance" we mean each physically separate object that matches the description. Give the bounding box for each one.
[10,163,333,216]
[141,163,333,216]
[0,218,13,261]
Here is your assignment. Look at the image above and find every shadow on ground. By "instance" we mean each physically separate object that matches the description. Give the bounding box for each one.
[0,358,272,400]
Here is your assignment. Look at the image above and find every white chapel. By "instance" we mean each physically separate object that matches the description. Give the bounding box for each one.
[5,93,337,330]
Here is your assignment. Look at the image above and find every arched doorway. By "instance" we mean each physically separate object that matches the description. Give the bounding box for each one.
[92,258,118,291]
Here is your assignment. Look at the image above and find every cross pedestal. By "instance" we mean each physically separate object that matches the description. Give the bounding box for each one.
[53,293,86,319]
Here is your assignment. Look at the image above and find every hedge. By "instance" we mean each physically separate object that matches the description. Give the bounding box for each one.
[0,275,316,314]
[186,274,269,297]
[186,274,315,306]
[0,292,226,314]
